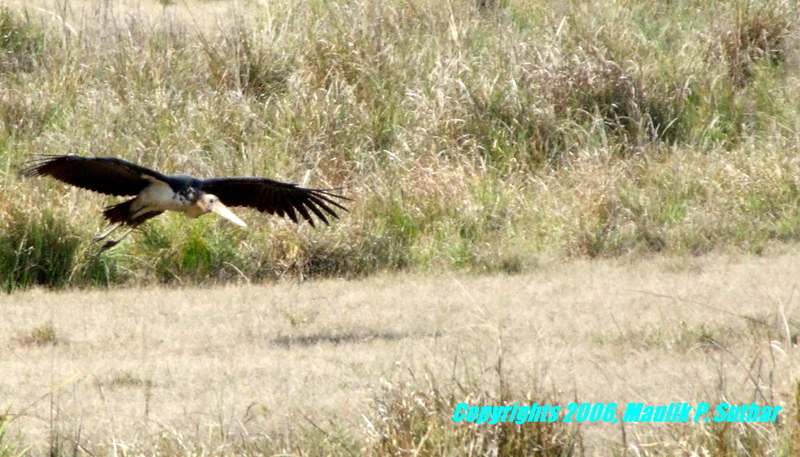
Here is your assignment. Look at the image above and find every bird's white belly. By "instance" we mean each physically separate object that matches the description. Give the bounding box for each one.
[131,181,190,215]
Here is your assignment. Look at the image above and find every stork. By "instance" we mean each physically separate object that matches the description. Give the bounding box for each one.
[21,155,349,251]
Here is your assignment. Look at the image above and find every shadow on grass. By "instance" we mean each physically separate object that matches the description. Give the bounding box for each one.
[271,330,410,348]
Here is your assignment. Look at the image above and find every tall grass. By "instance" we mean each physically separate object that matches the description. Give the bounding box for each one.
[0,205,116,292]
[1,0,799,289]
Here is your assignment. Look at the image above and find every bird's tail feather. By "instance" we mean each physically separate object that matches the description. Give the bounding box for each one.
[103,199,134,224]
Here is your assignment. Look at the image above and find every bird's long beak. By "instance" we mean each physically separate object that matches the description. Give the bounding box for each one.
[211,202,247,227]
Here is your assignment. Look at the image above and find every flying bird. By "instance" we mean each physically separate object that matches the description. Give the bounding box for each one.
[20,155,349,251]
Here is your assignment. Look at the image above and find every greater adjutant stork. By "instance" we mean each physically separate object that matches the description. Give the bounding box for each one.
[21,155,349,251]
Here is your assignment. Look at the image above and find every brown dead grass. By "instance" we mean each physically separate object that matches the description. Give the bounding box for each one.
[3,0,248,31]
[2,251,799,454]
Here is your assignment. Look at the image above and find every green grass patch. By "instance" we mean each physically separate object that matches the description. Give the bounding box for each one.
[0,206,116,292]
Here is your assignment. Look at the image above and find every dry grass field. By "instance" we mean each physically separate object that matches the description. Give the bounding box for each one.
[3,0,800,454]
[3,251,800,455]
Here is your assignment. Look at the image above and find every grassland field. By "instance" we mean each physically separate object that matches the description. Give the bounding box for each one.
[3,0,800,454]
[4,253,800,455]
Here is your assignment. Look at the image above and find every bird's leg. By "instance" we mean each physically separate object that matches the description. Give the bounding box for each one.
[98,240,118,253]
[91,223,123,244]
[92,222,139,252]
[97,226,137,253]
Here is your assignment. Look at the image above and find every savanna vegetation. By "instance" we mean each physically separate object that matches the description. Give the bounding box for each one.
[1,0,799,291]
[3,0,800,455]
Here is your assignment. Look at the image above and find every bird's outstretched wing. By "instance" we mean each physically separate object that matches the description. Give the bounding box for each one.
[19,155,170,196]
[200,178,350,227]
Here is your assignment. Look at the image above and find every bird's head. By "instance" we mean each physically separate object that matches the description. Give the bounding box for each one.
[190,193,247,227]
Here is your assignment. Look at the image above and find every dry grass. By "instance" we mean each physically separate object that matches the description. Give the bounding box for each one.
[2,251,800,454]
[2,1,800,451]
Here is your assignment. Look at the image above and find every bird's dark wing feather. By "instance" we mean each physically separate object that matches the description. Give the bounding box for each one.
[19,155,170,196]
[199,178,350,227]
